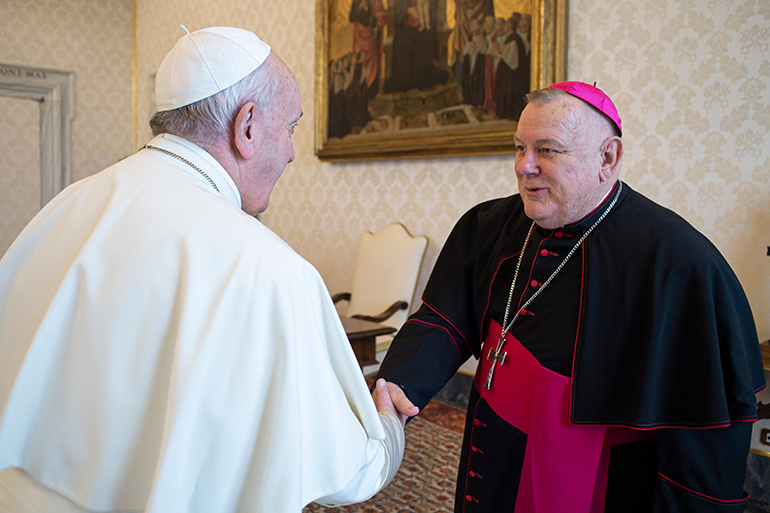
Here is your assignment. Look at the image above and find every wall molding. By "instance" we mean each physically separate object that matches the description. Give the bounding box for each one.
[0,64,75,206]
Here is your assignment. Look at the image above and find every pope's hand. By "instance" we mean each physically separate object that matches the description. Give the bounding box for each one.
[373,379,419,427]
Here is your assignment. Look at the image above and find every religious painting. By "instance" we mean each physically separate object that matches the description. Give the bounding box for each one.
[314,0,567,161]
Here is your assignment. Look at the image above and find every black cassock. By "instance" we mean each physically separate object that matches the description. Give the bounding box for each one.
[376,182,765,513]
[462,47,486,107]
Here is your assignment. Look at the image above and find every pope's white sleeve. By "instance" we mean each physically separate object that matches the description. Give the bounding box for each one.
[314,412,405,507]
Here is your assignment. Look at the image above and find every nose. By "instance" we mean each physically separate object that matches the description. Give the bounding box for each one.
[288,143,295,164]
[515,149,537,177]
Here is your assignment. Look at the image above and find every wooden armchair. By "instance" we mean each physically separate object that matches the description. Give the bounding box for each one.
[333,223,428,336]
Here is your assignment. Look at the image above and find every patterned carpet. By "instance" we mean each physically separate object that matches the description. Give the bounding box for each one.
[301,397,770,512]
[303,401,466,512]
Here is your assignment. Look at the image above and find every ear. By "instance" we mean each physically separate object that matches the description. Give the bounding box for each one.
[233,102,259,160]
[599,136,623,182]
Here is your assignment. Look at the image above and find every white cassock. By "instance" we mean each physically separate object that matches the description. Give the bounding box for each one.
[0,134,404,512]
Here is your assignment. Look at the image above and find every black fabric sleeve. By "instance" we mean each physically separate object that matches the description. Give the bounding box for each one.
[375,199,517,409]
[653,422,752,512]
[375,304,474,410]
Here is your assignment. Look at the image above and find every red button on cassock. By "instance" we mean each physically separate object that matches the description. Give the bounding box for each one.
[530,280,539,288]
[471,446,478,452]
[520,308,528,316]
[469,471,476,477]
[473,419,480,426]
[466,495,473,502]
[555,231,563,238]
[540,249,549,257]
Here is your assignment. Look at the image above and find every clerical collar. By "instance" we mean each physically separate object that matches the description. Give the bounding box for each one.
[561,181,624,233]
[146,134,242,209]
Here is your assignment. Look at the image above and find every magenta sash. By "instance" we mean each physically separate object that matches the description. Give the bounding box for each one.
[474,320,652,513]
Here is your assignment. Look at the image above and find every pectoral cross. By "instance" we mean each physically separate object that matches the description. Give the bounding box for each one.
[484,338,507,389]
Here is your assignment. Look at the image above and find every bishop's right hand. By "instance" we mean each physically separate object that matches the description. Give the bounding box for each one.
[372,379,419,427]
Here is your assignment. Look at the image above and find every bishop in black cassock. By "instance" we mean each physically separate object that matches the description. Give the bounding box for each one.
[376,81,765,513]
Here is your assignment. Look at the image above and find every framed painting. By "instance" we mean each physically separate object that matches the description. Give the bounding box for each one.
[314,0,568,161]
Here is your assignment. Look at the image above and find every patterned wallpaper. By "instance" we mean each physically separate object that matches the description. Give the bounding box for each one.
[4,0,763,338]
[568,0,770,340]
[136,0,770,341]
[0,97,40,256]
[0,0,134,257]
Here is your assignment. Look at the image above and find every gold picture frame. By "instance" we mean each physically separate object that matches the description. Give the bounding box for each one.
[314,0,568,161]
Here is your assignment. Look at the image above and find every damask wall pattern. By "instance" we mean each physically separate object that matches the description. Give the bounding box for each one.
[568,0,770,339]
[2,0,766,339]
[0,97,40,257]
[136,0,769,341]
[0,0,134,254]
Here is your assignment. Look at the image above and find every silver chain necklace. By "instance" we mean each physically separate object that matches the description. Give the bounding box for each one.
[142,144,220,193]
[484,182,623,389]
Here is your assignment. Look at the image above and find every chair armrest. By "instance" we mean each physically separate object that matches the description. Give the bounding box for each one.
[331,292,351,304]
[351,301,408,323]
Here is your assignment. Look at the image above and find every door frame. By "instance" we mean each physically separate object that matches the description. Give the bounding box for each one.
[0,63,75,206]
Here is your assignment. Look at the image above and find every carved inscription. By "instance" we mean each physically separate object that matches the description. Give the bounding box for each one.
[0,66,48,80]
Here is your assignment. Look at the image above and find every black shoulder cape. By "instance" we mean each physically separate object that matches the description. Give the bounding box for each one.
[383,184,765,428]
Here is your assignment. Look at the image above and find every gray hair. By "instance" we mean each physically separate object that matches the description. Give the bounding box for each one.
[149,54,286,146]
[524,87,621,137]
[523,87,569,105]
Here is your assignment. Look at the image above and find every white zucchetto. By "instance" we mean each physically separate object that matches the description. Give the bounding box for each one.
[154,26,271,111]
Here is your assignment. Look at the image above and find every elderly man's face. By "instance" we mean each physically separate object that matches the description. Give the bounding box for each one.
[243,75,302,215]
[514,96,613,229]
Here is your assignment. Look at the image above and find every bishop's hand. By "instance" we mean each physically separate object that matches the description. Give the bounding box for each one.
[372,379,419,427]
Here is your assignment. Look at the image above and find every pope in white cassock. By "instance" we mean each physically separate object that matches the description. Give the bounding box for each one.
[0,26,411,513]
